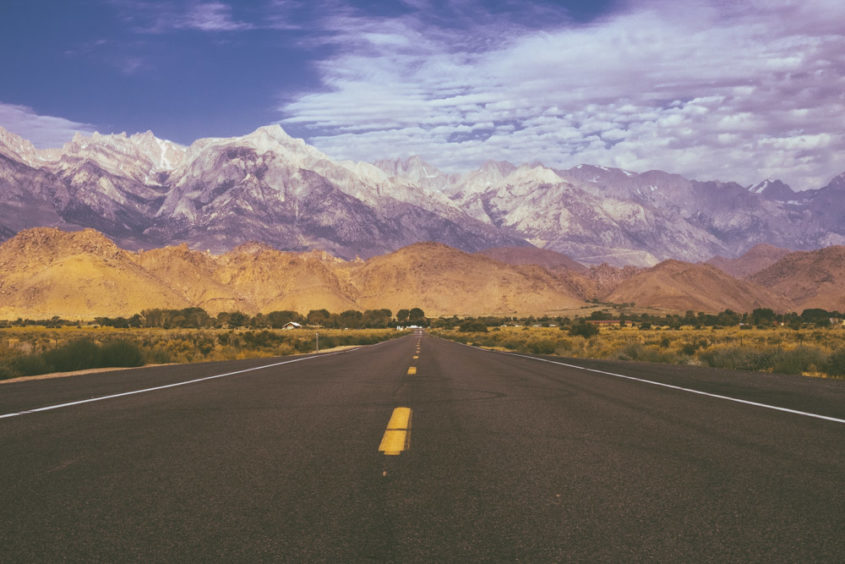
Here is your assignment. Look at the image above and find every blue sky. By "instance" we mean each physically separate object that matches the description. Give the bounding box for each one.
[1,0,843,188]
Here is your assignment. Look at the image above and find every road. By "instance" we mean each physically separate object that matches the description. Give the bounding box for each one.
[1,332,843,561]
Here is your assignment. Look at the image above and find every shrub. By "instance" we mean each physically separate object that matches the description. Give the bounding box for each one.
[699,346,768,371]
[825,348,845,376]
[99,340,145,367]
[459,321,488,333]
[528,339,556,355]
[0,364,18,380]
[10,354,52,376]
[43,339,100,372]
[569,321,599,338]
[770,346,827,375]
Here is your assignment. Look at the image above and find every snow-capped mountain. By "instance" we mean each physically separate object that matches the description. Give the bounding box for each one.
[0,125,525,257]
[0,124,842,265]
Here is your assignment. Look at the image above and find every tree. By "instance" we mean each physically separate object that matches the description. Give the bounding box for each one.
[307,309,331,326]
[339,309,364,328]
[397,309,410,323]
[363,309,391,328]
[267,310,302,328]
[409,307,426,324]
[217,311,248,329]
[801,308,830,327]
[716,309,741,327]
[751,308,776,327]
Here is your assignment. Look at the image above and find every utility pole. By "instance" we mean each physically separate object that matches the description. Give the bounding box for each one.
[315,332,319,352]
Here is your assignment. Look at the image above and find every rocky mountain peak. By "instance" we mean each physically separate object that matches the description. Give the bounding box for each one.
[0,125,38,164]
[749,178,794,201]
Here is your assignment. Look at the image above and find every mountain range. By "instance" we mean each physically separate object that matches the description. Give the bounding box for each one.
[1,124,843,267]
[1,228,841,319]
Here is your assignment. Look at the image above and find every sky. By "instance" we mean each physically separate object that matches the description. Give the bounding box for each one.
[1,0,843,189]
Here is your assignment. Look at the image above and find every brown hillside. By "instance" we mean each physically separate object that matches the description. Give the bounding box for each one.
[216,244,359,314]
[0,228,189,318]
[476,247,643,300]
[134,244,257,313]
[478,246,588,274]
[706,244,792,278]
[7,228,835,319]
[604,259,792,313]
[349,242,585,316]
[749,246,845,311]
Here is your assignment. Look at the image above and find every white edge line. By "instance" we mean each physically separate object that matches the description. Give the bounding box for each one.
[507,352,845,425]
[0,348,358,420]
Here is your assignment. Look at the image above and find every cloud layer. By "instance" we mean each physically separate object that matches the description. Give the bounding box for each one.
[0,103,96,148]
[281,0,845,189]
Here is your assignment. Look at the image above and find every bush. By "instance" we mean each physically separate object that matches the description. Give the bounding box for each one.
[825,348,845,376]
[569,321,599,338]
[99,340,145,367]
[43,339,100,372]
[459,321,488,332]
[699,346,769,371]
[770,346,827,375]
[528,339,556,354]
[10,354,52,376]
[0,364,18,380]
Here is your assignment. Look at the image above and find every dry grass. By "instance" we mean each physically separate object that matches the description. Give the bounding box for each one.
[0,327,405,380]
[434,324,845,378]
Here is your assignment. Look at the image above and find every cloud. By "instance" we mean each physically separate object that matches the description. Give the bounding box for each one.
[280,0,845,189]
[113,1,253,33]
[0,102,97,148]
[181,1,252,31]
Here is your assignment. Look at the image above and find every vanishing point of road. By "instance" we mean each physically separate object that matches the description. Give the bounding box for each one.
[2,332,843,561]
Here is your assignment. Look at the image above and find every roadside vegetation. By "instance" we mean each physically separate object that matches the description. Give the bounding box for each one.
[0,307,423,380]
[3,306,843,380]
[431,308,845,379]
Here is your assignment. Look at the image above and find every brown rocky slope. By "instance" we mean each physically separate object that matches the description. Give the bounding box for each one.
[749,246,845,312]
[1,228,840,319]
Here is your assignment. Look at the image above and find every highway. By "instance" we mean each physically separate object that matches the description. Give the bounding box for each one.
[1,332,843,562]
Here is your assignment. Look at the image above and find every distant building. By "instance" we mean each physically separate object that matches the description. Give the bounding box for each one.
[282,321,302,330]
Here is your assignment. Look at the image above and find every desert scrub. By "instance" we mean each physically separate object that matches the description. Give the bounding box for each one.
[0,327,406,380]
[6,338,144,377]
[433,324,845,378]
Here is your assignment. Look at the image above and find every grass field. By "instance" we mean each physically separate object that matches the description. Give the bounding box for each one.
[0,327,406,380]
[433,324,845,378]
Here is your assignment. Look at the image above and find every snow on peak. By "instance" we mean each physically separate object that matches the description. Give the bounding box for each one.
[750,179,773,193]
[509,165,562,186]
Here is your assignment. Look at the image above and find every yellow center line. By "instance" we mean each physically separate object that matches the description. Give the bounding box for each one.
[379,407,412,455]
[407,366,417,375]
[413,355,419,360]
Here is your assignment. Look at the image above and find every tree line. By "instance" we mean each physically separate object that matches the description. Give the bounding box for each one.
[0,307,428,330]
[1,307,839,331]
[433,307,843,332]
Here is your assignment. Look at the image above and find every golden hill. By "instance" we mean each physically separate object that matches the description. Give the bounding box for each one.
[349,242,584,316]
[603,259,793,313]
[2,228,838,318]
[0,229,585,318]
[477,246,588,274]
[706,244,792,278]
[0,228,189,319]
[748,246,845,311]
[476,246,642,301]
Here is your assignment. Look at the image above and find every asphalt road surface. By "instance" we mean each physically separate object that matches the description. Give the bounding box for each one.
[2,332,843,562]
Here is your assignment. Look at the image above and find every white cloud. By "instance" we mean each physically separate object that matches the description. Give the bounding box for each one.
[280,0,845,189]
[0,102,96,148]
[114,1,252,33]
[181,2,252,31]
